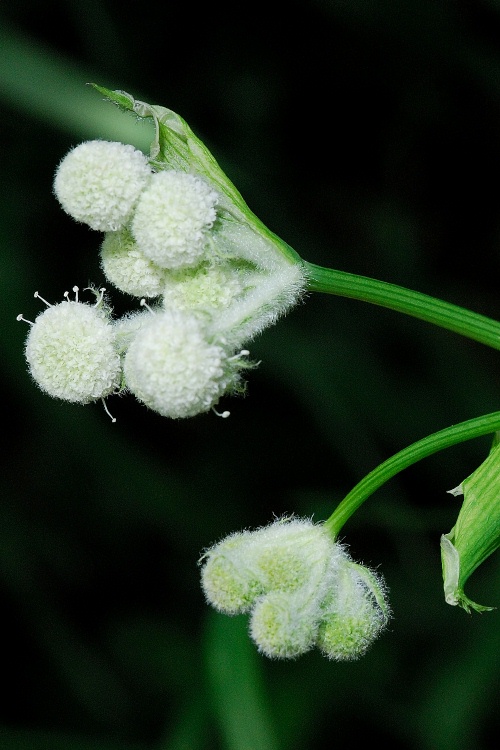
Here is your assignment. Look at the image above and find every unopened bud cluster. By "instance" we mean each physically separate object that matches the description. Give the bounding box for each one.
[19,134,306,419]
[200,517,390,660]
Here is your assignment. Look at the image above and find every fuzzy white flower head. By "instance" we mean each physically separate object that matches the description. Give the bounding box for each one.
[100,228,167,297]
[123,308,238,418]
[53,140,151,231]
[131,170,218,270]
[23,291,121,404]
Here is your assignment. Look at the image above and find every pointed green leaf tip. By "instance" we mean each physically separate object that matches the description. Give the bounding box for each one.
[89,84,302,266]
[441,440,500,612]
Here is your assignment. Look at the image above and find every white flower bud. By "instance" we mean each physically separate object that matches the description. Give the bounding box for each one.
[24,295,121,404]
[53,140,151,231]
[123,309,238,418]
[317,562,390,661]
[131,170,218,270]
[100,229,167,297]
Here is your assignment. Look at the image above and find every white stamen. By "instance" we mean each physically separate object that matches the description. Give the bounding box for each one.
[73,285,79,303]
[17,314,34,325]
[34,291,52,307]
[140,298,155,314]
[102,398,116,423]
[212,407,230,418]
[229,349,250,361]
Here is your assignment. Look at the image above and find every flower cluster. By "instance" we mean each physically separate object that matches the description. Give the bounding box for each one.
[19,111,306,420]
[200,517,390,660]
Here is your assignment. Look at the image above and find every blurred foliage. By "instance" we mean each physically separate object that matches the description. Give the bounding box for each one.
[1,1,500,748]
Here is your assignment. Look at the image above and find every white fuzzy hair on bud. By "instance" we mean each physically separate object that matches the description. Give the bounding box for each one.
[131,170,218,270]
[24,295,121,404]
[161,263,244,312]
[53,140,151,231]
[317,562,390,661]
[123,309,239,419]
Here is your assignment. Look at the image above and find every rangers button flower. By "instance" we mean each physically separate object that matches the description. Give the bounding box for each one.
[131,170,218,270]
[53,140,151,231]
[123,308,242,419]
[20,288,121,404]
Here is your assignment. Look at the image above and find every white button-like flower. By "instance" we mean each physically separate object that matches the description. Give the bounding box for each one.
[23,292,121,404]
[123,308,238,418]
[100,228,167,297]
[131,171,218,270]
[53,140,151,231]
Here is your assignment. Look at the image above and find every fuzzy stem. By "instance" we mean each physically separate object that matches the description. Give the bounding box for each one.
[324,412,500,537]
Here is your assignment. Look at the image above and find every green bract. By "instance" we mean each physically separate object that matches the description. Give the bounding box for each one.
[91,85,302,268]
[441,439,500,612]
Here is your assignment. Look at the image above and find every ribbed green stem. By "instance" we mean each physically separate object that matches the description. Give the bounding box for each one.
[324,412,500,537]
[304,262,500,351]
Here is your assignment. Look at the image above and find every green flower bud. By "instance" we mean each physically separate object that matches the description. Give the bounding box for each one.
[441,440,500,612]
[317,562,390,661]
[249,589,320,660]
[248,518,340,595]
[199,517,388,661]
[200,531,264,614]
[161,263,244,314]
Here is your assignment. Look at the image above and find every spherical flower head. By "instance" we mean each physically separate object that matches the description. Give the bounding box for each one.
[249,589,320,659]
[123,309,237,418]
[24,299,121,403]
[162,263,243,313]
[317,562,390,661]
[53,140,151,231]
[100,228,167,297]
[131,170,218,270]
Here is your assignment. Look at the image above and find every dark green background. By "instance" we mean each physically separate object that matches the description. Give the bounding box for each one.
[1,1,499,748]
